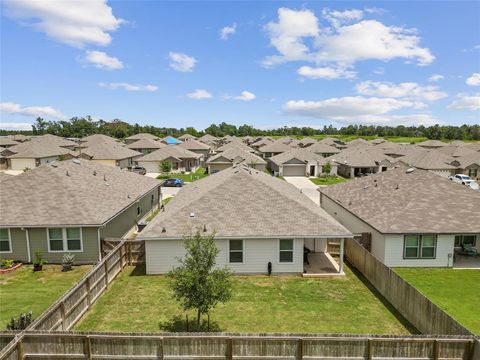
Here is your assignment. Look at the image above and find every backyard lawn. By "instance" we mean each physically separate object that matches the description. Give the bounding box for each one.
[395,268,480,334]
[0,265,91,329]
[76,265,412,334]
[157,167,208,182]
[310,176,348,186]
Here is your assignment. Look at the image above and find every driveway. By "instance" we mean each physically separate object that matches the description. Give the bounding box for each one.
[283,177,319,204]
[161,186,182,199]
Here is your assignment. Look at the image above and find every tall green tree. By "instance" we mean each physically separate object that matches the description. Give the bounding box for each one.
[168,231,232,326]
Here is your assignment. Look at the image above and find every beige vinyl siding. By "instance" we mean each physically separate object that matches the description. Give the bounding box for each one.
[384,234,455,267]
[91,159,117,167]
[430,169,455,178]
[0,228,29,262]
[100,187,159,239]
[10,158,36,171]
[145,238,304,275]
[27,227,100,264]
[38,156,59,165]
[320,194,386,262]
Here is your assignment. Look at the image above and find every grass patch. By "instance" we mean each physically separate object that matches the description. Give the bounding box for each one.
[310,176,348,186]
[394,268,480,334]
[157,167,208,183]
[0,265,91,328]
[76,264,411,334]
[162,197,172,206]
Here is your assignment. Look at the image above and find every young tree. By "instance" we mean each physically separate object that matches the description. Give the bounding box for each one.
[168,231,232,327]
[159,161,172,174]
[323,162,332,175]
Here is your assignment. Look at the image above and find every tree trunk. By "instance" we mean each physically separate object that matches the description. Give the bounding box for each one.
[197,309,201,327]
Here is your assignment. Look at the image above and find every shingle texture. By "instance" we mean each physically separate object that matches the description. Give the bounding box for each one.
[7,141,74,159]
[0,159,160,227]
[178,139,211,151]
[321,167,480,234]
[125,139,164,150]
[207,148,266,165]
[81,141,142,160]
[125,133,159,141]
[140,165,352,239]
[137,146,201,162]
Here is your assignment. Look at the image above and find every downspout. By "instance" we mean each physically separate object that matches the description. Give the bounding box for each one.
[25,228,31,263]
[97,227,102,261]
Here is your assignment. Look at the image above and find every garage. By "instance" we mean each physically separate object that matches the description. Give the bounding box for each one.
[137,161,160,173]
[282,165,306,177]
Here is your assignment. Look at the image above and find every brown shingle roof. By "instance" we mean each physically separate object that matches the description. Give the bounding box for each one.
[81,141,142,160]
[125,138,164,150]
[139,164,352,239]
[326,147,394,168]
[0,159,160,227]
[396,150,456,170]
[136,146,201,162]
[7,142,75,159]
[207,148,266,165]
[125,133,160,141]
[320,167,480,234]
[178,139,211,151]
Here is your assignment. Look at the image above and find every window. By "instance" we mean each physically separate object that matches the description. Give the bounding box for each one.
[137,202,141,216]
[455,235,476,247]
[279,239,294,262]
[468,169,477,178]
[404,235,437,259]
[48,228,83,252]
[151,194,155,208]
[229,240,243,263]
[0,229,11,253]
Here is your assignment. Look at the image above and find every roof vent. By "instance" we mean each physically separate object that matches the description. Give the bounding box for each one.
[189,212,195,218]
[203,224,207,232]
[363,186,368,190]
[51,163,58,168]
[375,183,378,187]
[66,170,70,176]
[406,168,415,173]
[161,227,166,233]
[104,174,107,181]
[395,184,399,190]
[72,159,81,165]
[93,171,97,176]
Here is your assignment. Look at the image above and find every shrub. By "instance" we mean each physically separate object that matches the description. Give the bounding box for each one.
[62,253,75,265]
[0,259,14,269]
[159,161,172,174]
[7,312,32,330]
[33,250,47,266]
[323,162,332,174]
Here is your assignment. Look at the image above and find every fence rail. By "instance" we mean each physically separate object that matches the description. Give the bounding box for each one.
[26,240,145,332]
[0,332,478,360]
[344,238,473,336]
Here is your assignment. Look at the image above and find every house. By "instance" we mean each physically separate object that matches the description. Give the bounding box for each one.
[2,141,76,171]
[178,139,211,162]
[319,167,480,268]
[395,150,457,177]
[318,137,346,149]
[31,134,78,150]
[0,138,19,149]
[326,147,394,178]
[136,146,201,173]
[79,141,142,168]
[139,164,352,275]
[198,134,219,147]
[307,143,341,157]
[125,138,164,155]
[0,159,161,264]
[250,137,274,151]
[417,139,447,149]
[206,148,267,173]
[450,152,480,179]
[346,138,372,148]
[269,148,336,177]
[78,134,119,148]
[258,139,298,158]
[297,137,317,148]
[125,133,160,144]
[215,141,254,154]
[178,134,197,141]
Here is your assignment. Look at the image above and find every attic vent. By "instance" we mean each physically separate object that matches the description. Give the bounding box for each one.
[395,184,399,190]
[203,224,207,232]
[406,168,415,173]
[66,170,70,176]
[103,174,107,181]
[189,212,195,218]
[93,171,97,176]
[72,159,81,165]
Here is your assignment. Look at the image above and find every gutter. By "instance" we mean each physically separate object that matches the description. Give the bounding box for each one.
[139,234,354,241]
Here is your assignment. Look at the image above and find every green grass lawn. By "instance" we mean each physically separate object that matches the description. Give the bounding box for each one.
[76,265,411,334]
[157,167,208,183]
[310,176,349,186]
[394,268,480,334]
[0,265,91,329]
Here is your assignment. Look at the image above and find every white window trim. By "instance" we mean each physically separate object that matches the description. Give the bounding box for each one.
[0,228,12,254]
[228,239,244,264]
[454,234,477,248]
[47,227,83,253]
[404,235,437,259]
[420,236,436,259]
[278,239,295,264]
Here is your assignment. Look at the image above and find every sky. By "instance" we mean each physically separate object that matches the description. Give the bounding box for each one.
[1,0,479,131]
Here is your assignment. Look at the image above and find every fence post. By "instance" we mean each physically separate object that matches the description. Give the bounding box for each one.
[226,337,233,360]
[104,261,109,288]
[367,338,373,360]
[16,341,24,360]
[297,338,303,360]
[85,276,92,309]
[60,302,66,331]
[83,336,92,360]
[159,337,164,360]
[120,244,125,268]
[433,340,439,360]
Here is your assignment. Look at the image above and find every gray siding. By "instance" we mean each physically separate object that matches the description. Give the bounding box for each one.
[0,228,29,262]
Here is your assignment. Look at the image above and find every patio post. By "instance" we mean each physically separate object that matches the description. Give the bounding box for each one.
[339,238,345,274]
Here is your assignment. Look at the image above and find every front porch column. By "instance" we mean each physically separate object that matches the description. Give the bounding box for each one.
[339,238,345,274]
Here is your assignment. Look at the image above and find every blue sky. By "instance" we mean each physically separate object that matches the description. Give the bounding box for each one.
[1,1,479,131]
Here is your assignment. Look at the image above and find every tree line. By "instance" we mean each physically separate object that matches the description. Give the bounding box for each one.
[1,116,479,140]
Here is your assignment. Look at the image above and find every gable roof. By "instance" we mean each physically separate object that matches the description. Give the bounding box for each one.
[216,141,254,153]
[30,134,78,148]
[136,145,201,162]
[307,142,341,154]
[198,134,219,143]
[207,148,266,165]
[139,165,352,239]
[7,141,74,159]
[326,147,394,167]
[436,145,477,158]
[81,141,142,160]
[417,139,447,148]
[320,167,480,234]
[0,159,160,227]
[0,138,19,147]
[269,148,325,166]
[125,138,164,150]
[259,139,297,153]
[178,134,197,141]
[79,134,119,147]
[125,133,160,141]
[451,152,480,168]
[396,150,456,170]
[178,139,211,151]
[251,137,274,148]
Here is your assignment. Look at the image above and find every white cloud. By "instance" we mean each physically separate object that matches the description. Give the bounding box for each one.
[186,89,213,99]
[448,93,480,110]
[263,8,434,68]
[224,91,256,101]
[466,73,480,86]
[169,52,197,72]
[98,82,158,92]
[355,81,447,101]
[0,122,33,131]
[0,102,65,119]
[322,8,363,28]
[373,67,385,75]
[220,23,237,40]
[283,96,436,125]
[429,74,444,82]
[297,66,356,79]
[3,0,123,48]
[84,50,123,70]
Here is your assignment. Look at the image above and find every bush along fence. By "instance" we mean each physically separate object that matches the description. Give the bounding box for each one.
[26,240,144,332]
[0,332,478,360]
[345,239,473,336]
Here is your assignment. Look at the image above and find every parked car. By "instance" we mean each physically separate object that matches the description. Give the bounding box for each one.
[162,178,184,187]
[131,166,146,175]
[448,174,476,185]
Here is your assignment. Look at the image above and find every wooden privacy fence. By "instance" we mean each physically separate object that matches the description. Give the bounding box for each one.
[102,238,145,264]
[26,240,145,332]
[345,239,473,336]
[0,332,478,360]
